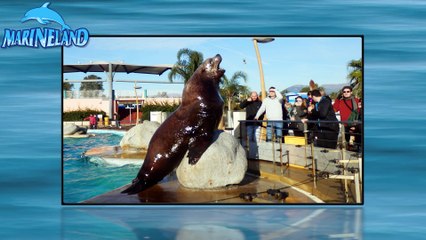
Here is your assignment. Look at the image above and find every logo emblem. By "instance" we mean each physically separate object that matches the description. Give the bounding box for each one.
[21,2,70,30]
[2,2,90,48]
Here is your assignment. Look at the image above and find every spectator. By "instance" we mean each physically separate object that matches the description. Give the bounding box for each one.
[307,91,314,108]
[114,113,121,129]
[282,101,292,136]
[333,86,360,149]
[303,90,339,148]
[289,96,308,137]
[350,99,362,152]
[255,87,284,142]
[239,91,263,141]
[94,115,99,129]
[88,114,97,129]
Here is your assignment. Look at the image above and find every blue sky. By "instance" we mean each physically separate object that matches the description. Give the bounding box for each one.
[63,36,362,96]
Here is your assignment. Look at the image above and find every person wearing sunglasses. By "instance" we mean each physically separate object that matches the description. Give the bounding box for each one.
[333,86,361,150]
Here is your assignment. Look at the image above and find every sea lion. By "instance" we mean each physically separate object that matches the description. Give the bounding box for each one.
[122,54,225,195]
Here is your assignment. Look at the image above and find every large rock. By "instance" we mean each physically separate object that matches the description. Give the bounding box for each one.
[176,131,247,189]
[120,121,160,150]
[63,123,87,135]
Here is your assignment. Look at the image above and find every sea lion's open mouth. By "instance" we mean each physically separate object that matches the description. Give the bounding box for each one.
[213,54,225,74]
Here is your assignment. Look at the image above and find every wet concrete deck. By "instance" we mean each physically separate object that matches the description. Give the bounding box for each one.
[250,160,352,203]
[81,144,360,204]
[83,172,319,204]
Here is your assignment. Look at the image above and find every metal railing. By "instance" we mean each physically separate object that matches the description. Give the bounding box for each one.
[63,90,181,99]
[238,119,363,203]
[239,119,362,148]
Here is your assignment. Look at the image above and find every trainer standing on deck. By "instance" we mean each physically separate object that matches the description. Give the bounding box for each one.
[254,86,284,142]
[240,91,263,141]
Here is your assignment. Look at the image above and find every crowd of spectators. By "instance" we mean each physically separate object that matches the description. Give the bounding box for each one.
[240,86,362,151]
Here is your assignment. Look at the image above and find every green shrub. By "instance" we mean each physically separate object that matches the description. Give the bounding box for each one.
[63,108,107,121]
[141,102,180,121]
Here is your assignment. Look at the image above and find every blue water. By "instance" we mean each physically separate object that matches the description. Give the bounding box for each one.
[63,131,140,203]
[1,0,426,239]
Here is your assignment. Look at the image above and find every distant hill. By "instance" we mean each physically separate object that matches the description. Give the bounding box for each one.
[285,83,347,94]
[321,84,347,94]
[284,84,305,93]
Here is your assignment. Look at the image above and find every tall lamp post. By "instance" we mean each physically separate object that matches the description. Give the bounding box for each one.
[134,81,142,124]
[253,37,275,100]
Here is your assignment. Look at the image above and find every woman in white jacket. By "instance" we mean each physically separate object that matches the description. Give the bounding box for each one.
[254,87,284,142]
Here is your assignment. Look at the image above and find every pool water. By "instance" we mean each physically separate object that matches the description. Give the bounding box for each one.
[63,130,140,203]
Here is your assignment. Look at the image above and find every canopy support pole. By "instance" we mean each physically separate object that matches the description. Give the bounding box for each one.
[108,63,113,120]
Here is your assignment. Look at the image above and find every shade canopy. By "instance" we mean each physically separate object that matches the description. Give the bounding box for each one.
[63,61,174,120]
[63,61,173,75]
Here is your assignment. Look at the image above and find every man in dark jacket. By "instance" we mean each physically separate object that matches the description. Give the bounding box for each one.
[239,91,263,141]
[303,89,339,148]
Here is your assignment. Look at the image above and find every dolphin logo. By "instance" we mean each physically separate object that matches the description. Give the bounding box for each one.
[21,2,70,30]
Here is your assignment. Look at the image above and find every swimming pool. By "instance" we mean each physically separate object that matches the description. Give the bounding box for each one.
[63,130,140,203]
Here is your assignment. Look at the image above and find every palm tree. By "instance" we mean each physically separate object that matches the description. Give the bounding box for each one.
[220,71,249,112]
[220,71,249,128]
[347,59,363,97]
[168,48,204,83]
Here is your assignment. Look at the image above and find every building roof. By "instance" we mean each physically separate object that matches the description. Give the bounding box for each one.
[63,61,173,75]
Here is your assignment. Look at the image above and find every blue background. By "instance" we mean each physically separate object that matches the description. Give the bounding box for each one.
[1,0,425,239]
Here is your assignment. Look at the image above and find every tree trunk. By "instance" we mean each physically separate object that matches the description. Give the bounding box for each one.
[227,97,233,128]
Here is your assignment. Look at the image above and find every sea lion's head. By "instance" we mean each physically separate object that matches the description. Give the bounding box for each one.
[200,54,225,83]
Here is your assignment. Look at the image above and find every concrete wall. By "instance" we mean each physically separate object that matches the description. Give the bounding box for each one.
[141,98,182,105]
[63,98,183,116]
[244,140,360,173]
[64,99,110,113]
[64,121,118,127]
[64,121,90,127]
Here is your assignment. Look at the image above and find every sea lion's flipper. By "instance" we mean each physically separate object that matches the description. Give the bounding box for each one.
[187,134,212,165]
[121,177,154,195]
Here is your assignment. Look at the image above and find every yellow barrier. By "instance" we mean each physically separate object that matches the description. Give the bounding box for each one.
[284,136,306,145]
